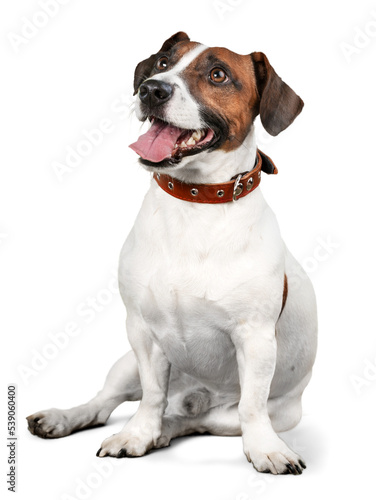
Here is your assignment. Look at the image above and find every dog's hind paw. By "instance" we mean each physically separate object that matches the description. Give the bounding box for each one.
[27,409,73,438]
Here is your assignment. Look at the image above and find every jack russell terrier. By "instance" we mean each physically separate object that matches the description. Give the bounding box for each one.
[28,32,318,475]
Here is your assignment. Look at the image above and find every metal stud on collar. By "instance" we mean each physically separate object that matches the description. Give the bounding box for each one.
[168,182,174,190]
[217,189,225,198]
[190,188,198,196]
[246,177,254,191]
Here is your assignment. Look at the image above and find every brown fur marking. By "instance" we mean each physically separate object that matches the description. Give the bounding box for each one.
[181,47,260,152]
[281,274,288,315]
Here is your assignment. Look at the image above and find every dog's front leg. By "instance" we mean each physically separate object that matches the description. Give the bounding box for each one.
[97,314,170,458]
[231,321,306,475]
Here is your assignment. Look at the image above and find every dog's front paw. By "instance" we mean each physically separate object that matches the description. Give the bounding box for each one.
[244,434,306,475]
[97,427,157,458]
[27,409,72,438]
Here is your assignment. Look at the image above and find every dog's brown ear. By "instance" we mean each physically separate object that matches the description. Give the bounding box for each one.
[133,32,190,95]
[250,52,304,136]
[159,31,190,52]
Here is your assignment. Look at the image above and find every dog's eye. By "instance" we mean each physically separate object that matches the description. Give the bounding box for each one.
[156,57,169,70]
[209,68,228,84]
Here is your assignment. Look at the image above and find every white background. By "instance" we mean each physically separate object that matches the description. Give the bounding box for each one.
[1,0,376,498]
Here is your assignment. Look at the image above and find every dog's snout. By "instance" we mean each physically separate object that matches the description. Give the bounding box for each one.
[139,80,173,108]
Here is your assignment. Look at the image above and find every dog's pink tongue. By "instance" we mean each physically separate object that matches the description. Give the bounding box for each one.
[129,120,183,162]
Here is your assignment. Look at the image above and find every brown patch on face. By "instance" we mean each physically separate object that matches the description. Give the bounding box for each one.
[181,47,260,152]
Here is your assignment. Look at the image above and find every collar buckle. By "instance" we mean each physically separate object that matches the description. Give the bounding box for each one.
[232,174,244,201]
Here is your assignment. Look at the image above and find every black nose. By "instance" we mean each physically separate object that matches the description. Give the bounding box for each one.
[139,79,173,108]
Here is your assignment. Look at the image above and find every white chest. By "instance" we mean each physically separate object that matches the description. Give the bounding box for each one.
[118,182,282,381]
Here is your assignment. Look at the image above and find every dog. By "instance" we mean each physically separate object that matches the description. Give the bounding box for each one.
[27,32,318,475]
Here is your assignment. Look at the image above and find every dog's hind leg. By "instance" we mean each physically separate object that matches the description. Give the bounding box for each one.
[156,403,242,448]
[27,350,141,439]
[156,404,305,474]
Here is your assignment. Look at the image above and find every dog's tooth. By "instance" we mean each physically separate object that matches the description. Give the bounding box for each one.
[192,131,201,141]
[180,141,187,148]
[186,137,196,146]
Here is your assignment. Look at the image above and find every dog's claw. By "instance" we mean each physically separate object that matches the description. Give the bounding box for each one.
[298,459,307,469]
[294,464,303,475]
[96,448,102,457]
[117,448,127,458]
[285,463,298,475]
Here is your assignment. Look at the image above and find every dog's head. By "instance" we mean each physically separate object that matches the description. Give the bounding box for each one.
[130,32,303,171]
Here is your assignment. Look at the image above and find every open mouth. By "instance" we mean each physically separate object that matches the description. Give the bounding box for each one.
[129,117,216,167]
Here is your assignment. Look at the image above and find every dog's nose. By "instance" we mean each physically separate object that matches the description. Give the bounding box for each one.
[139,80,173,108]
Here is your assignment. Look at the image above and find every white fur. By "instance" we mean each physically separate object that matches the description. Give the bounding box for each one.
[28,46,317,475]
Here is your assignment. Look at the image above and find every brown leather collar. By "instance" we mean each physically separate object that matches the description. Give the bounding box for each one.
[153,149,278,204]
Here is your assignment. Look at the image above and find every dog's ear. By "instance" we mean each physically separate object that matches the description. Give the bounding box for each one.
[250,52,304,136]
[133,32,190,95]
[158,31,190,52]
